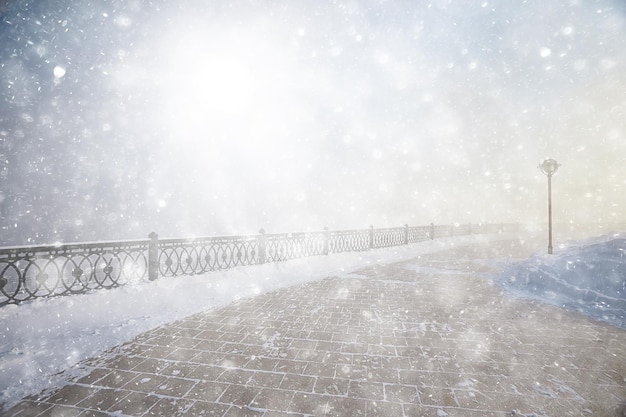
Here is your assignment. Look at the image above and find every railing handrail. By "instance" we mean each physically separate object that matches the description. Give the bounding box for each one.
[0,224,453,253]
[0,239,150,255]
[157,234,259,245]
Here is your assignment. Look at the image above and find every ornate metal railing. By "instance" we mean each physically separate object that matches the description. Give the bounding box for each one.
[0,223,519,306]
[264,231,327,262]
[156,234,260,277]
[408,225,432,243]
[0,240,148,306]
[329,229,370,253]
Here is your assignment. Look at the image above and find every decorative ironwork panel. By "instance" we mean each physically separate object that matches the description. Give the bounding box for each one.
[303,233,326,257]
[0,241,148,306]
[373,227,405,248]
[328,229,370,253]
[265,234,288,263]
[431,225,452,239]
[157,235,259,277]
[408,226,431,243]
[265,232,326,263]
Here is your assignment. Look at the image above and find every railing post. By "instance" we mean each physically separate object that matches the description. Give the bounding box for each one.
[148,232,159,281]
[430,223,435,240]
[323,227,330,255]
[404,224,409,245]
[258,229,267,264]
[369,225,374,249]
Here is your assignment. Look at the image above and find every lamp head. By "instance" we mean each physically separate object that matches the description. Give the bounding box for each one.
[539,158,560,176]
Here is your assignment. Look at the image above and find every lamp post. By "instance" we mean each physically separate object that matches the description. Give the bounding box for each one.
[538,158,560,254]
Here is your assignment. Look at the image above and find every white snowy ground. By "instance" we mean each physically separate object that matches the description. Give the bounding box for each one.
[1,232,624,410]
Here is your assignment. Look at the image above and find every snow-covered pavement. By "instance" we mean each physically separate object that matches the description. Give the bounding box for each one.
[0,235,505,410]
[3,234,626,416]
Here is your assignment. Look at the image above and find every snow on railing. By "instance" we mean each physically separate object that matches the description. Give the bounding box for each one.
[0,223,518,306]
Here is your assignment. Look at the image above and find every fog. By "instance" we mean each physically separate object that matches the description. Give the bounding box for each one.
[1,0,625,245]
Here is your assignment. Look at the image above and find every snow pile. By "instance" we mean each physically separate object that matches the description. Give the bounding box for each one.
[0,235,494,410]
[497,233,626,329]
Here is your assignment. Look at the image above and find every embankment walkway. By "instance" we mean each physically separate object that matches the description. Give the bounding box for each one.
[6,239,626,416]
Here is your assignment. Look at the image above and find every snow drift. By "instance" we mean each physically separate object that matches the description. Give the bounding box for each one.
[497,233,626,329]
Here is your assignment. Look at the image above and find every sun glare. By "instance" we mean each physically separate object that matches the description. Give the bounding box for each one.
[138,22,314,188]
[147,22,321,171]
[156,33,260,134]
[176,49,255,115]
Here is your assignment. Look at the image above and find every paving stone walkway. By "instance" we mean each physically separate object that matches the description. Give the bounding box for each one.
[6,239,626,416]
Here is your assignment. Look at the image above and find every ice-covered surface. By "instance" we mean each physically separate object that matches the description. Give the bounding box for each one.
[0,235,494,409]
[496,233,626,329]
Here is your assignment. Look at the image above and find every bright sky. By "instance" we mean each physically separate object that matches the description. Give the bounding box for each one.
[1,0,625,243]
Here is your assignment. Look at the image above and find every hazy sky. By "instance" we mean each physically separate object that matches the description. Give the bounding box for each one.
[1,0,625,244]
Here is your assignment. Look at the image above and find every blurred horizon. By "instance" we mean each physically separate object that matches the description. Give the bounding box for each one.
[0,220,623,248]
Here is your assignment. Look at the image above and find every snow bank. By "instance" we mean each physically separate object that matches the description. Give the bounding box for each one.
[496,233,626,329]
[0,234,495,410]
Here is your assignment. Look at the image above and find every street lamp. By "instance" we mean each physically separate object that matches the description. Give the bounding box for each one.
[538,158,560,254]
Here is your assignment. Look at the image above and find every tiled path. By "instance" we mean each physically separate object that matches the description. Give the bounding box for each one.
[6,240,626,416]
